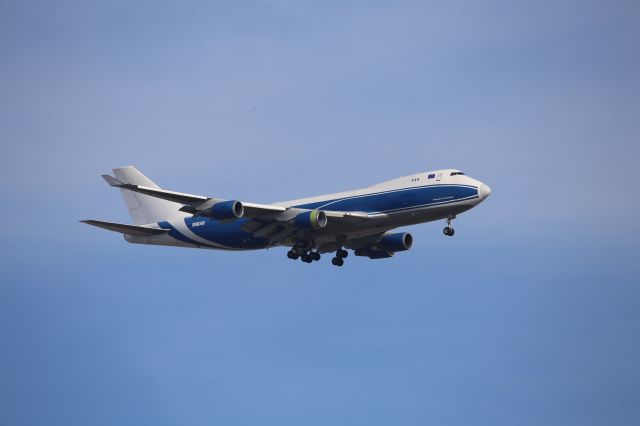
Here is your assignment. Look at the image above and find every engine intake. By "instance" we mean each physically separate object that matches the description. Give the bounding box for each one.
[200,200,244,220]
[294,210,327,230]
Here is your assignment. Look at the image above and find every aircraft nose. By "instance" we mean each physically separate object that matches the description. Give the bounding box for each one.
[479,183,492,200]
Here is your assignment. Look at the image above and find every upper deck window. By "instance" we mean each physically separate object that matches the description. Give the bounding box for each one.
[450,172,465,176]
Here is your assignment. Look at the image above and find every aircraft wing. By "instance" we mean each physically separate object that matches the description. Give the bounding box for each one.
[102,174,286,217]
[101,173,384,247]
[241,202,288,217]
[241,210,387,247]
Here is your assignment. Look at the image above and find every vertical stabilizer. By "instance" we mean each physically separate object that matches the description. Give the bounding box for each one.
[112,166,188,225]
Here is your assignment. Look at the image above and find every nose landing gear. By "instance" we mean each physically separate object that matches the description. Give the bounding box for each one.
[443,216,455,236]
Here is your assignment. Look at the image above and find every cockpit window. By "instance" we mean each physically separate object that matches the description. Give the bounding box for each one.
[450,172,465,176]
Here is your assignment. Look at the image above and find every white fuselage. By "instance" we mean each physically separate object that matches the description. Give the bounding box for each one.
[125,169,491,251]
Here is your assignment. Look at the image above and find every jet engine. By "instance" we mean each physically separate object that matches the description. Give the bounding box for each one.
[378,232,413,252]
[199,200,244,220]
[354,232,413,259]
[294,210,327,230]
[353,247,394,259]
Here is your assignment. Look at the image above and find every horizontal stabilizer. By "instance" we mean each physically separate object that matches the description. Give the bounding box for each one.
[81,220,169,236]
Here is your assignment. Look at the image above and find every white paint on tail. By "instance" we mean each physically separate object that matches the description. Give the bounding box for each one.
[112,166,188,225]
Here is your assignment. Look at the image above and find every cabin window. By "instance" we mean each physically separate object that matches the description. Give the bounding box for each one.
[450,172,465,176]
[427,174,435,179]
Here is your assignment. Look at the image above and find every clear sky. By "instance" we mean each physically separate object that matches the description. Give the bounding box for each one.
[1,1,639,425]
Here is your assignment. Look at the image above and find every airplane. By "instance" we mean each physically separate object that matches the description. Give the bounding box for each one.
[82,166,491,266]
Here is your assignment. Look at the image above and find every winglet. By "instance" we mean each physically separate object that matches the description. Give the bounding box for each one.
[102,174,125,187]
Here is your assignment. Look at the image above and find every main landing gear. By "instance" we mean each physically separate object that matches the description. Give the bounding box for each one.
[331,248,348,267]
[443,216,455,236]
[287,245,348,267]
[287,246,321,263]
[302,251,321,263]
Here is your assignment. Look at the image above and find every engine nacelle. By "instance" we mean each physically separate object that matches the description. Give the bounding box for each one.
[354,247,394,259]
[200,200,244,220]
[354,232,413,259]
[294,210,327,230]
[378,232,413,252]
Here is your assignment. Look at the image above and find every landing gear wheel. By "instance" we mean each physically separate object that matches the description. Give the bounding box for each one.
[311,251,321,261]
[443,216,455,237]
[332,257,344,266]
[287,250,299,260]
[336,249,348,259]
[300,253,312,263]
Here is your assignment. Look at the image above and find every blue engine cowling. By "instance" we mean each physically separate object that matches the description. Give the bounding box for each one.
[294,210,327,230]
[200,200,244,220]
[354,247,394,259]
[354,232,413,259]
[378,232,413,252]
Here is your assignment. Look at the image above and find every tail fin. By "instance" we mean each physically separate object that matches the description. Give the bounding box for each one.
[112,166,188,225]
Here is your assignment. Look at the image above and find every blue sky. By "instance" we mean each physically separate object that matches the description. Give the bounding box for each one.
[1,1,639,425]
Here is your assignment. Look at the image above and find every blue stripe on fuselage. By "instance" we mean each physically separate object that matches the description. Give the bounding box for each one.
[160,184,477,250]
[293,184,478,213]
[185,217,270,249]
[157,221,210,247]
[159,219,269,249]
